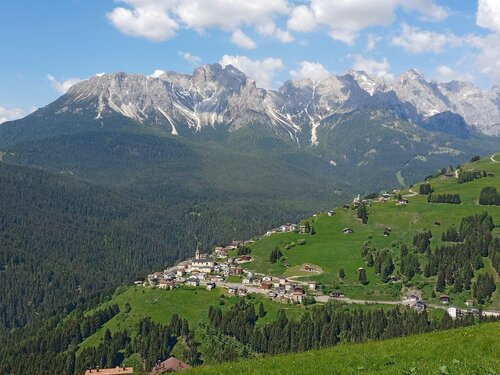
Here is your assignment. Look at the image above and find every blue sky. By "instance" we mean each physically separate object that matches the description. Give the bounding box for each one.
[1,0,500,122]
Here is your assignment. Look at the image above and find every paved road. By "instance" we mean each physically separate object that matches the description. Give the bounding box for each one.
[209,281,500,317]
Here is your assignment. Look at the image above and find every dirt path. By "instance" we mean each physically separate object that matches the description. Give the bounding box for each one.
[403,189,418,197]
[491,154,499,163]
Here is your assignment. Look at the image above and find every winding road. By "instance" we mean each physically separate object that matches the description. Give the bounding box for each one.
[216,281,500,316]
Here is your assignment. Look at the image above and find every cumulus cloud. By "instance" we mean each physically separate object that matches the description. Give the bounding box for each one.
[287,0,448,44]
[107,0,179,42]
[219,55,284,88]
[178,51,201,64]
[477,0,500,33]
[392,23,463,54]
[47,74,83,94]
[108,0,292,45]
[353,56,394,80]
[435,65,474,83]
[474,0,500,84]
[473,33,500,84]
[231,29,257,49]
[0,106,26,124]
[290,61,330,82]
[287,5,316,32]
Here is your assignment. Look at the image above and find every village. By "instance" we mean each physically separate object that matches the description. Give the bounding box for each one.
[139,188,495,321]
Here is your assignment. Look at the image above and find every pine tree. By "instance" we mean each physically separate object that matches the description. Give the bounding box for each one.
[436,270,445,292]
[258,302,266,318]
[358,268,368,285]
[357,204,368,224]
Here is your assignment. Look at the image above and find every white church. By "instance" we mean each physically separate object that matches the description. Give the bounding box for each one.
[187,247,214,274]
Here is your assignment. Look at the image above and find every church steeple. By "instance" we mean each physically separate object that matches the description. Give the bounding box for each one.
[195,244,201,260]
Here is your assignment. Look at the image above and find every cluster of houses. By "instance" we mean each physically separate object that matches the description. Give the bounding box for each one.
[144,246,252,290]
[142,246,326,304]
[349,191,409,208]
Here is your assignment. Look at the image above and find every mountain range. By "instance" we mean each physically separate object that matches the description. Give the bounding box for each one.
[19,64,500,141]
[0,63,498,194]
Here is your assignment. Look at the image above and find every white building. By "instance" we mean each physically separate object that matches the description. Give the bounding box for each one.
[185,277,199,287]
[187,248,214,273]
[447,306,462,319]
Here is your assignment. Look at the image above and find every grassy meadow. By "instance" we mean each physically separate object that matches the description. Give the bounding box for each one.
[185,321,500,375]
[239,153,500,306]
[78,286,303,352]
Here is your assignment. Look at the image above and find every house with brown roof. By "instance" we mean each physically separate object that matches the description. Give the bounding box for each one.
[150,357,191,374]
[292,287,305,303]
[440,295,450,304]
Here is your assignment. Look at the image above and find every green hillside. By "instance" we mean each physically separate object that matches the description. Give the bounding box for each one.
[236,153,500,308]
[78,286,303,352]
[186,322,500,375]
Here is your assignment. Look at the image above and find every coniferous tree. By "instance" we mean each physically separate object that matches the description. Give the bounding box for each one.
[436,270,446,292]
[258,302,266,318]
[357,204,369,224]
[358,268,368,285]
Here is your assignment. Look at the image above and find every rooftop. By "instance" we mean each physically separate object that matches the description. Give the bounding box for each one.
[84,367,133,375]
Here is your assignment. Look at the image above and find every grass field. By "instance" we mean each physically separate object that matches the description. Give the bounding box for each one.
[240,153,500,306]
[185,322,500,375]
[78,286,304,352]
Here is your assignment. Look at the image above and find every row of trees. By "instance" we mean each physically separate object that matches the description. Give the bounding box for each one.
[479,186,500,206]
[207,300,499,358]
[418,183,434,195]
[427,193,461,204]
[457,170,485,184]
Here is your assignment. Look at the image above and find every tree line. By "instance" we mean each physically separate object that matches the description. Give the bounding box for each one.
[427,193,461,204]
[207,300,500,358]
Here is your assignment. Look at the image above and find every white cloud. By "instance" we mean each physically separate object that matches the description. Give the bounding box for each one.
[108,0,292,44]
[435,65,474,83]
[47,74,83,94]
[0,106,26,124]
[392,23,463,54]
[353,56,394,80]
[287,0,448,44]
[290,61,330,82]
[107,0,179,42]
[178,51,201,64]
[400,0,449,22]
[148,69,166,78]
[473,33,500,84]
[177,0,289,31]
[231,29,257,49]
[287,5,316,32]
[473,1,500,84]
[366,34,381,51]
[477,0,500,33]
[219,55,284,88]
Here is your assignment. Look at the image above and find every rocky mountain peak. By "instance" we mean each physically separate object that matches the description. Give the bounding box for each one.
[45,64,500,139]
[400,68,425,82]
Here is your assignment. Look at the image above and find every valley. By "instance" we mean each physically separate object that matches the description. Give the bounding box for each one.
[54,153,499,374]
